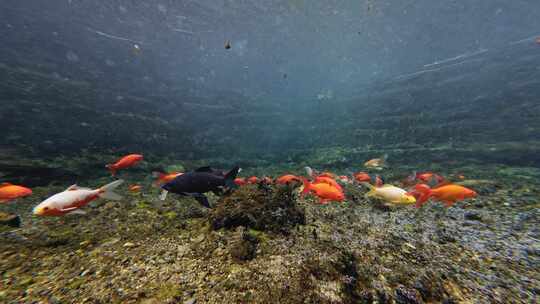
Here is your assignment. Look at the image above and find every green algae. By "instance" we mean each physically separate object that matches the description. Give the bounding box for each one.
[163,211,178,220]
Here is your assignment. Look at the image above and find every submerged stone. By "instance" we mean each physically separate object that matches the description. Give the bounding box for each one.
[0,212,21,228]
[209,184,305,233]
[229,226,259,261]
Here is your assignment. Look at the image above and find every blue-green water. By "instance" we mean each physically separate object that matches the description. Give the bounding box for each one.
[1,1,539,303]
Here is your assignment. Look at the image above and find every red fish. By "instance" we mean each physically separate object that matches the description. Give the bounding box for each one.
[301,178,344,204]
[276,174,301,185]
[153,171,183,186]
[106,154,143,176]
[247,176,260,184]
[354,172,371,183]
[411,183,477,208]
[313,176,343,192]
[317,172,336,178]
[416,172,445,184]
[403,171,445,187]
[353,172,384,187]
[0,183,32,203]
[234,177,247,186]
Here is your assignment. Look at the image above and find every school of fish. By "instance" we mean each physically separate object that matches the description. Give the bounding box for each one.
[0,153,478,219]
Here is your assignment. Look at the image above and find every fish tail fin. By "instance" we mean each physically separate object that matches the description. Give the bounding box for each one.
[361,182,376,197]
[413,184,432,208]
[224,166,241,189]
[374,174,384,187]
[159,190,169,201]
[300,178,311,195]
[106,164,117,176]
[98,180,124,200]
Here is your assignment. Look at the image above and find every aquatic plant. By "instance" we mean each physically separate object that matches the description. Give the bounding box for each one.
[209,183,306,234]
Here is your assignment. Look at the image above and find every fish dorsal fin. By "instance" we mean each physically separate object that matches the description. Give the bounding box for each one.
[65,184,92,191]
[0,182,13,187]
[194,166,213,173]
[432,180,452,189]
[66,184,80,191]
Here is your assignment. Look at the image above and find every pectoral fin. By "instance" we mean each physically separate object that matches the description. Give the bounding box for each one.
[192,194,211,208]
[66,209,87,215]
[60,207,86,214]
[159,190,169,201]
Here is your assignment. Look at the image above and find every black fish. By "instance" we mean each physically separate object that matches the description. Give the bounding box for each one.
[192,166,226,177]
[160,166,240,208]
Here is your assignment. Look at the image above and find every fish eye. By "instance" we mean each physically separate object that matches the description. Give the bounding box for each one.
[43,207,49,210]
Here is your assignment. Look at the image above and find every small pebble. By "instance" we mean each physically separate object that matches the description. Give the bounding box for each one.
[123,242,136,248]
[184,297,196,304]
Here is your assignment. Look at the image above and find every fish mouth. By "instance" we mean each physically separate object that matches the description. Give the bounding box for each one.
[32,206,43,215]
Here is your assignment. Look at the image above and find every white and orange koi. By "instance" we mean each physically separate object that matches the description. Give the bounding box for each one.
[33,180,124,216]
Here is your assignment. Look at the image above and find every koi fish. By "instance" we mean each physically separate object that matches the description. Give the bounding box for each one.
[364,154,387,170]
[106,154,143,176]
[354,172,384,187]
[234,177,247,186]
[410,183,477,208]
[363,183,415,205]
[33,180,124,216]
[0,183,32,203]
[276,174,301,185]
[247,176,260,184]
[301,178,345,204]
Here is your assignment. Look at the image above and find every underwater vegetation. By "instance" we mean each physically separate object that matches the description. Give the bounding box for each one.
[210,183,306,234]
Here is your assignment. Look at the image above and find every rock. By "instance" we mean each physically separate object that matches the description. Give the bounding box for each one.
[104,201,117,210]
[229,227,259,261]
[177,244,190,257]
[191,234,205,244]
[123,242,137,248]
[102,238,120,247]
[0,213,21,228]
[184,297,196,304]
[210,184,305,233]
[435,228,457,244]
[402,242,416,253]
[464,211,482,221]
[395,285,423,304]
[79,240,92,248]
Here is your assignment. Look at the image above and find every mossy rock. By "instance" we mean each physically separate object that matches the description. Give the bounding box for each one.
[209,184,305,234]
[0,212,21,228]
[229,227,259,261]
